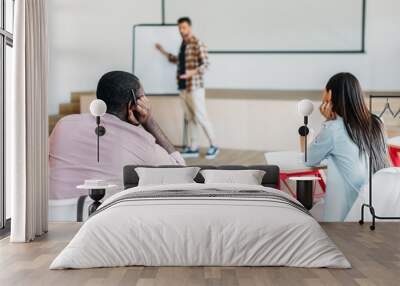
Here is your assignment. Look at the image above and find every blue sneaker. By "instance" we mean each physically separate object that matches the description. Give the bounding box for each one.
[206,146,219,160]
[180,147,200,158]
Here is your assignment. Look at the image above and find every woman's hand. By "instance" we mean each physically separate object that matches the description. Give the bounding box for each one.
[128,95,151,125]
[320,101,336,120]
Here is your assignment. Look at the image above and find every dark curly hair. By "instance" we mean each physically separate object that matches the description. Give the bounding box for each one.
[96,71,141,118]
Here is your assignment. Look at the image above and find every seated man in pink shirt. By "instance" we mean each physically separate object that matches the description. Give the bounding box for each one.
[49,71,185,200]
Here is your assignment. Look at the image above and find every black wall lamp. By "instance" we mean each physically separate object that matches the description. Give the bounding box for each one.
[297,99,314,162]
[89,99,107,162]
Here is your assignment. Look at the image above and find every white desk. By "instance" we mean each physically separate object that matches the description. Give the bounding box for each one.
[264,151,327,172]
[388,136,400,147]
[264,151,327,198]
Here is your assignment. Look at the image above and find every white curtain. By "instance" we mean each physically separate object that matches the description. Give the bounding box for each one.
[9,0,49,242]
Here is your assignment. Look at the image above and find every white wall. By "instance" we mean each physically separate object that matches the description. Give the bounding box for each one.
[207,0,400,92]
[48,0,161,114]
[49,0,400,114]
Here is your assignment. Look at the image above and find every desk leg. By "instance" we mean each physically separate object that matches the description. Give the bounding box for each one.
[283,179,296,197]
[280,174,296,197]
[314,171,326,193]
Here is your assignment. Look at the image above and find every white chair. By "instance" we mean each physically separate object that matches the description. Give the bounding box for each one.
[48,197,91,222]
[346,168,400,221]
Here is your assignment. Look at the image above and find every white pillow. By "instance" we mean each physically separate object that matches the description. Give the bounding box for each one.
[135,167,200,186]
[200,169,266,185]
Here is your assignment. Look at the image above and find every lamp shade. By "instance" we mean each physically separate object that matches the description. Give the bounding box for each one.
[90,99,107,117]
[297,99,314,116]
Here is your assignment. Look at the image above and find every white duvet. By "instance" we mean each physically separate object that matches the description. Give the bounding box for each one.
[50,183,350,269]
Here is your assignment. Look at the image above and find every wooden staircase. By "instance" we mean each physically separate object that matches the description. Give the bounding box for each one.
[48,92,82,135]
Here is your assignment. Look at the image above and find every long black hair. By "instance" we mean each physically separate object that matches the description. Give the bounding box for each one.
[326,72,388,173]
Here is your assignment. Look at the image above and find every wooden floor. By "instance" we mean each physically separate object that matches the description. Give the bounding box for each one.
[1,222,400,286]
[184,148,266,166]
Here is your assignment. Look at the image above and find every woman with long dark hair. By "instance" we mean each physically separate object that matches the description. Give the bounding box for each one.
[306,72,388,221]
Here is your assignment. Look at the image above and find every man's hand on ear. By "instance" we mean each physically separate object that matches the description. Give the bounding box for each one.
[128,93,177,155]
[128,95,151,125]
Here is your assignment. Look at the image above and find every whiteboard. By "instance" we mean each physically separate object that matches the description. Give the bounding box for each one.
[165,0,364,52]
[133,25,181,95]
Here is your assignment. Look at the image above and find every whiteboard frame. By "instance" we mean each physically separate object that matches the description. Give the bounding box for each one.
[162,0,367,54]
[132,24,180,96]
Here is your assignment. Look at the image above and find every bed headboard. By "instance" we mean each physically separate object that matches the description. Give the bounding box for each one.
[123,165,280,189]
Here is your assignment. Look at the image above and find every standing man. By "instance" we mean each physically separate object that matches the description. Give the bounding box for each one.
[156,17,219,159]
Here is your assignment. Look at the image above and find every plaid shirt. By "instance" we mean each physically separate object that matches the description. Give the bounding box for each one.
[168,36,209,92]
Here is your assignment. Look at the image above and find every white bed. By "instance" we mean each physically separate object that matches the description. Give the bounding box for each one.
[50,183,350,269]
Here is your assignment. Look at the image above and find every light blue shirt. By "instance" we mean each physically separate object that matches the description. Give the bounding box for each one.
[305,116,368,221]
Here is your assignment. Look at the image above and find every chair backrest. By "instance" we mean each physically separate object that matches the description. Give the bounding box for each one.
[123,165,280,190]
